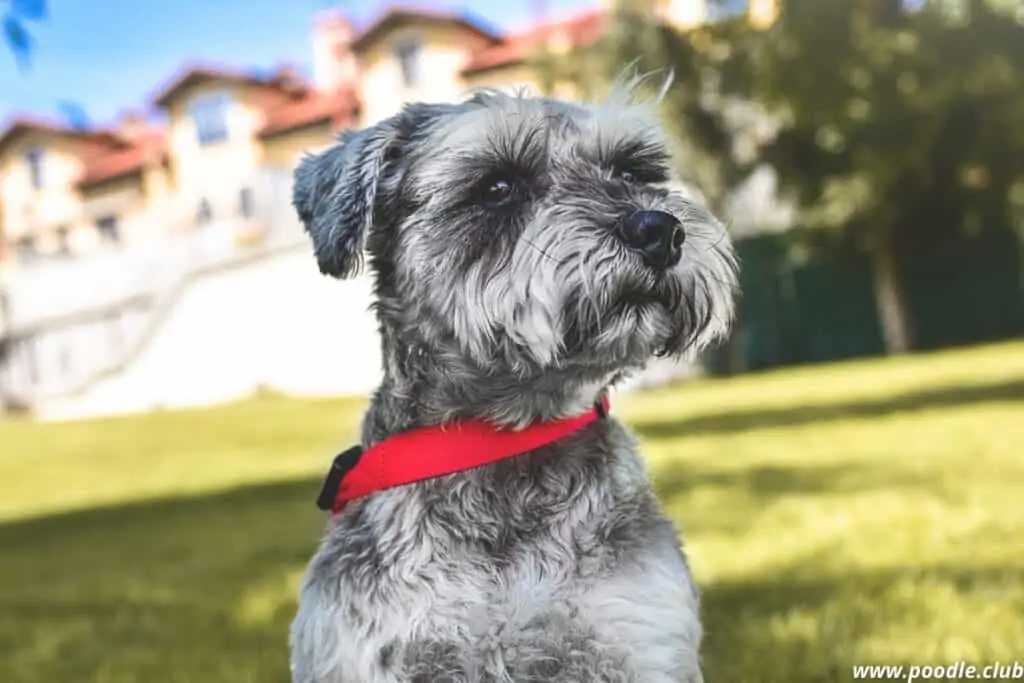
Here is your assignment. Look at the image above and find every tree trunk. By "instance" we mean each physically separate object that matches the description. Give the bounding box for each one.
[870,238,913,355]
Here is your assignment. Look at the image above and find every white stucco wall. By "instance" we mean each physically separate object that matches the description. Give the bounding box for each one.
[35,249,382,421]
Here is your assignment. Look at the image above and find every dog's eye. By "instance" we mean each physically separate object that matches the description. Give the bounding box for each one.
[613,166,670,185]
[483,178,516,204]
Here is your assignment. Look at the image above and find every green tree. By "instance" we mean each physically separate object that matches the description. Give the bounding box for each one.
[582,0,1024,355]
[597,4,766,218]
[757,0,1024,353]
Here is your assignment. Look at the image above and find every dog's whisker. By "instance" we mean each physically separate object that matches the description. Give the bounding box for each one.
[522,237,560,265]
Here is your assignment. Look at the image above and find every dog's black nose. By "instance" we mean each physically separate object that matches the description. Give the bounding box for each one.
[617,210,685,270]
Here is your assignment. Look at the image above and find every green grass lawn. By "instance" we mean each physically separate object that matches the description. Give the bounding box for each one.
[1,341,1022,682]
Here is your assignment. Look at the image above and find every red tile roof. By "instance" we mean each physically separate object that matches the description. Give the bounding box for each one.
[259,87,359,139]
[0,115,125,157]
[78,132,167,190]
[151,62,303,109]
[462,9,607,75]
[0,114,166,192]
[77,61,357,185]
[350,5,503,53]
[148,60,350,139]
[4,7,616,198]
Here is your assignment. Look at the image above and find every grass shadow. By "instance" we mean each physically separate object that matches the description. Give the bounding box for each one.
[0,476,326,683]
[632,378,1024,440]
[650,461,948,536]
[654,461,941,500]
[3,362,1023,683]
[3,469,1021,683]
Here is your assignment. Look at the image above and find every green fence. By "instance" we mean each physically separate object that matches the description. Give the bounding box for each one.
[711,228,1023,374]
[903,229,1023,351]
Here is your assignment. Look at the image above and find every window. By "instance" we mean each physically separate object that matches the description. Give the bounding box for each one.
[707,0,749,20]
[15,235,38,262]
[59,345,73,377]
[196,198,213,227]
[238,187,255,219]
[96,215,120,244]
[190,91,231,146]
[54,226,71,256]
[394,40,421,88]
[24,147,44,190]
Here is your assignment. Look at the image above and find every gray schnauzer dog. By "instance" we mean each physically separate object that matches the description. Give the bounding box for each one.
[289,86,738,682]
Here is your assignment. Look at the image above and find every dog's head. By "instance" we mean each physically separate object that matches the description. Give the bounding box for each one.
[294,89,737,388]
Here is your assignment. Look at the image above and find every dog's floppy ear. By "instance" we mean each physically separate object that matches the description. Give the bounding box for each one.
[293,102,456,279]
[292,124,396,279]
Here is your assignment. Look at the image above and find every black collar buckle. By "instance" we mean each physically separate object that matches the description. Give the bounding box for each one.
[315,445,364,511]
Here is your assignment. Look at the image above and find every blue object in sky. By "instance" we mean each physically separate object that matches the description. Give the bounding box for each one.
[3,12,32,68]
[57,100,91,130]
[11,0,48,22]
[3,0,47,69]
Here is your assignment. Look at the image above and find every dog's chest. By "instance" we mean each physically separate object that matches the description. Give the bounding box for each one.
[291,429,702,682]
[393,531,703,683]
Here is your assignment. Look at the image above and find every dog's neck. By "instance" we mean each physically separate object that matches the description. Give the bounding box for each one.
[358,339,617,446]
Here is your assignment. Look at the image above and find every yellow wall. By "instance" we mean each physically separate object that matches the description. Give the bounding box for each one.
[462,63,543,95]
[357,25,493,126]
[358,23,590,124]
[163,81,267,227]
[0,132,171,259]
[260,121,335,169]
[140,162,170,205]
[0,134,85,246]
[76,174,153,252]
[463,60,587,103]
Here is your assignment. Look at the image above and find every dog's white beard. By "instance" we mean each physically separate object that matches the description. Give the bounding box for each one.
[674,216,738,355]
[456,251,566,371]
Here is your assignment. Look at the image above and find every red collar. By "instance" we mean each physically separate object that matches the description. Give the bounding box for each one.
[317,395,611,514]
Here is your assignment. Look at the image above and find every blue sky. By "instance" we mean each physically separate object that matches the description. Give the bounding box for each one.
[0,0,597,127]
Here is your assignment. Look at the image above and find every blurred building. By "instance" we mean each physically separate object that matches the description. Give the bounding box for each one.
[0,0,780,419]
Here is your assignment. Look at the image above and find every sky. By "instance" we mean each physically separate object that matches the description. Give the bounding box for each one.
[0,0,597,128]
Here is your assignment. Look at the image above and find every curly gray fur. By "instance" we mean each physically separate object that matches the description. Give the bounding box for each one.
[289,88,738,682]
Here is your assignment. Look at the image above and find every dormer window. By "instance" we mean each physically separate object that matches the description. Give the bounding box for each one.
[54,226,71,257]
[15,235,38,262]
[394,39,421,89]
[238,187,255,219]
[24,147,44,189]
[196,198,214,226]
[190,91,231,146]
[96,215,120,244]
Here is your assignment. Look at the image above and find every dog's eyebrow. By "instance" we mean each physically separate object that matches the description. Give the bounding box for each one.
[567,137,672,185]
[484,120,548,169]
[414,112,549,193]
[448,151,539,184]
[602,137,671,169]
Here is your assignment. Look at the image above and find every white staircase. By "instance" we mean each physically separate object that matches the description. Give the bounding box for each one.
[0,170,384,421]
